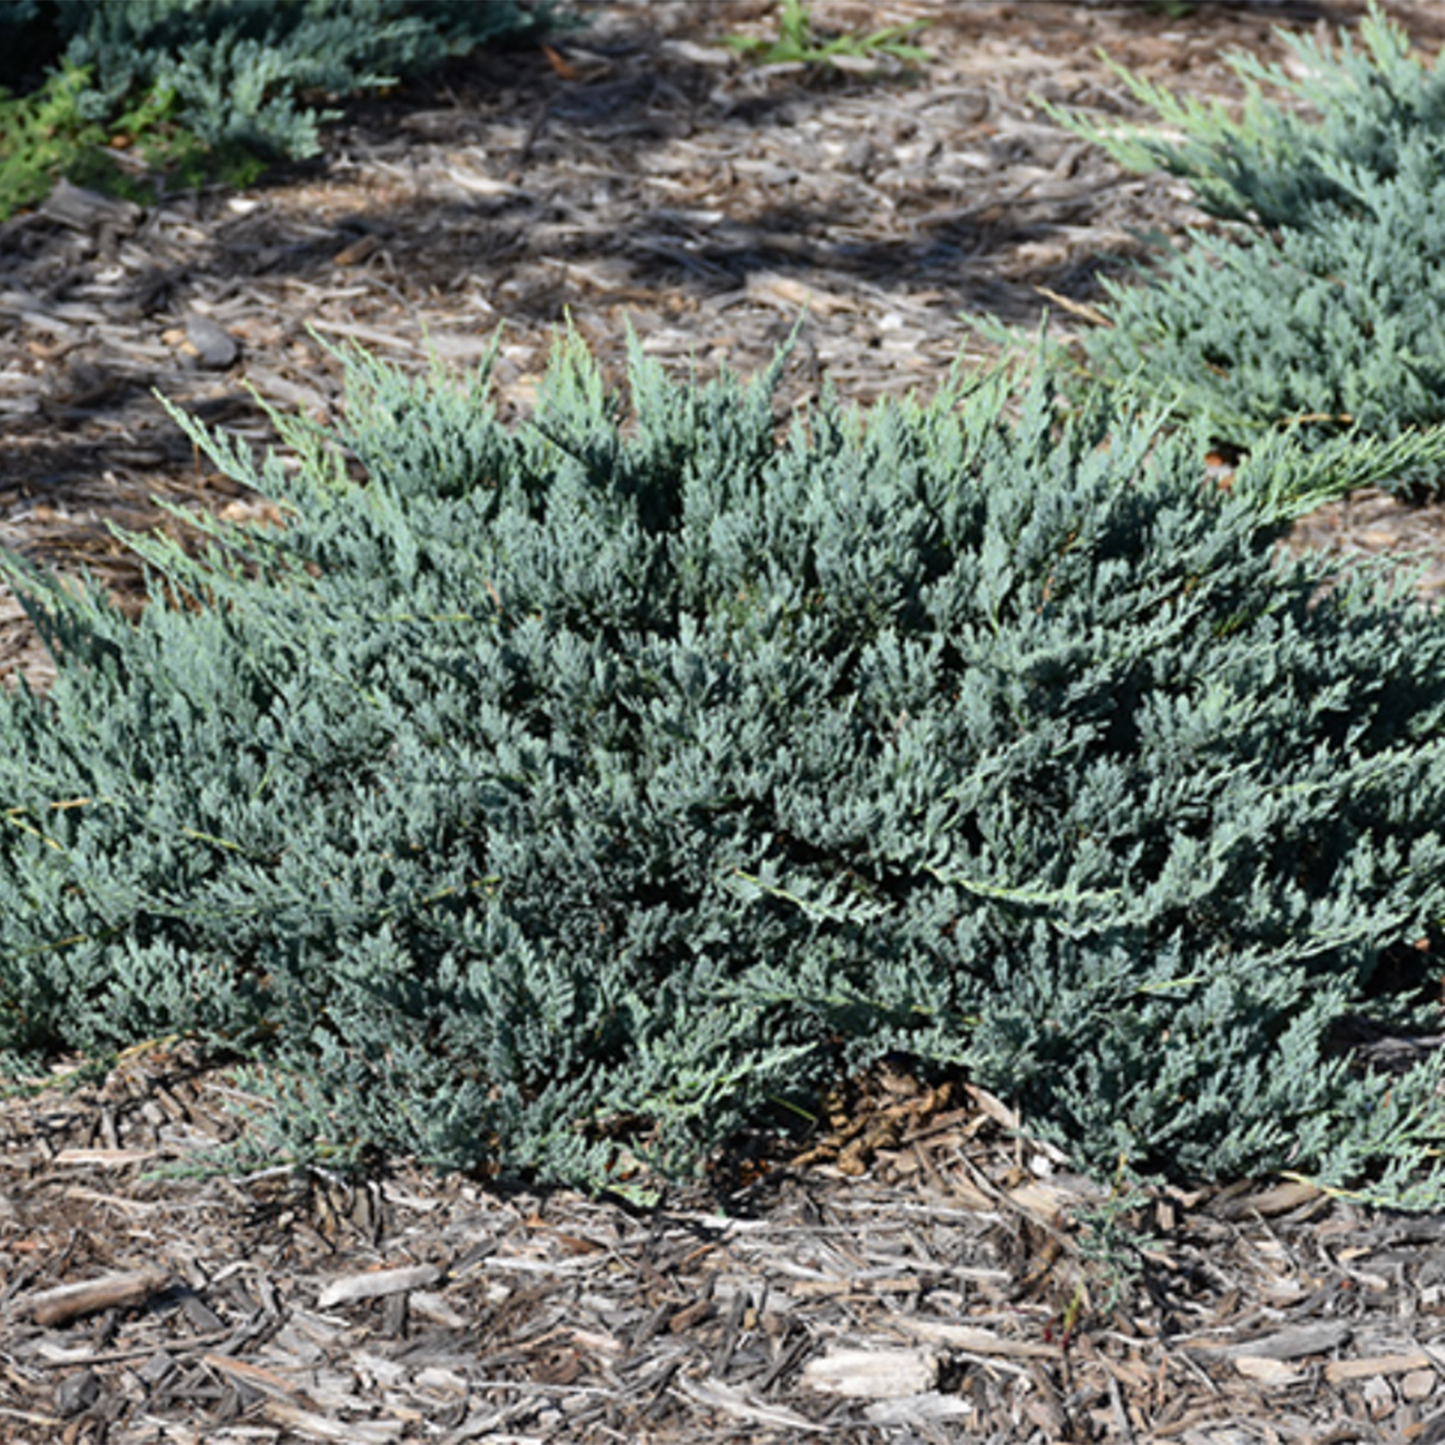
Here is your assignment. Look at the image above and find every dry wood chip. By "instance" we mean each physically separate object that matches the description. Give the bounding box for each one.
[414,1363,468,1394]
[1325,1352,1434,1385]
[12,309,83,339]
[673,1373,823,1430]
[202,1352,311,1403]
[801,1345,943,1399]
[440,166,525,201]
[408,1290,468,1328]
[27,1267,169,1326]
[332,233,385,267]
[1215,1178,1325,1218]
[862,1391,974,1426]
[262,1397,405,1442]
[1232,1355,1305,1386]
[792,1274,924,1298]
[349,1351,411,1390]
[51,1147,158,1167]
[897,1317,1062,1360]
[238,366,334,416]
[1006,1177,1096,1220]
[965,1083,1041,1144]
[744,271,858,317]
[315,1262,442,1308]
[668,1297,715,1332]
[657,38,735,67]
[1199,1322,1354,1361]
[39,178,142,233]
[1405,1369,1439,1401]
[54,1366,101,1416]
[308,317,420,352]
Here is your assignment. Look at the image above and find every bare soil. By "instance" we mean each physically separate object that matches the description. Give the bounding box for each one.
[4,3,1445,1441]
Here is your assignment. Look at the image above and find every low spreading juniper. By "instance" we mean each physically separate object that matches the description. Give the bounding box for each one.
[1035,2,1445,479]
[1,335,1444,1205]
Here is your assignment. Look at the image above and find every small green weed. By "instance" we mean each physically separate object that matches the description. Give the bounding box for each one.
[723,0,929,72]
[1069,1155,1152,1326]
[0,60,263,220]
[0,63,112,216]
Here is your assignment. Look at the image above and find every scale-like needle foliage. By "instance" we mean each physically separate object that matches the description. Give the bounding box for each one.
[1040,3,1445,483]
[1,336,1445,1203]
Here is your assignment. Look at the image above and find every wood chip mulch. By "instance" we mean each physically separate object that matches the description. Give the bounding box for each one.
[5,3,1445,1441]
[7,1040,1445,1445]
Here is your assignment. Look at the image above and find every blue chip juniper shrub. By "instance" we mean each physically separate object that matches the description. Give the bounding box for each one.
[1035,2,1445,484]
[2,335,1445,1204]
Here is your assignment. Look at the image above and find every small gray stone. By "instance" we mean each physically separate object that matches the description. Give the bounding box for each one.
[185,314,240,369]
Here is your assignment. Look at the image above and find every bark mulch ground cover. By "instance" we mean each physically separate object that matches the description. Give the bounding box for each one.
[5,2,1445,1440]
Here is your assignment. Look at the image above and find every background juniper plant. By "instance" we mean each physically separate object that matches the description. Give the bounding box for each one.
[1034,2,1445,479]
[0,0,561,217]
[3,336,1445,1203]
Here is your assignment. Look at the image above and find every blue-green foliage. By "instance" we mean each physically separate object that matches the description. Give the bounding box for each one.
[3,337,1445,1202]
[1040,3,1445,474]
[7,0,556,161]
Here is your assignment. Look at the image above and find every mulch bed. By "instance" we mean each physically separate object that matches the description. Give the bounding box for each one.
[4,2,1445,1440]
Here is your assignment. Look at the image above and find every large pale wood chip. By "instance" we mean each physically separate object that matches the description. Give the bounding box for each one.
[1325,1353,1434,1385]
[1233,1356,1305,1385]
[1215,1178,1325,1219]
[202,1353,310,1403]
[316,1263,442,1308]
[52,1147,158,1168]
[801,1346,942,1399]
[28,1268,169,1327]
[1196,1323,1355,1361]
[862,1392,975,1426]
[898,1318,1062,1360]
